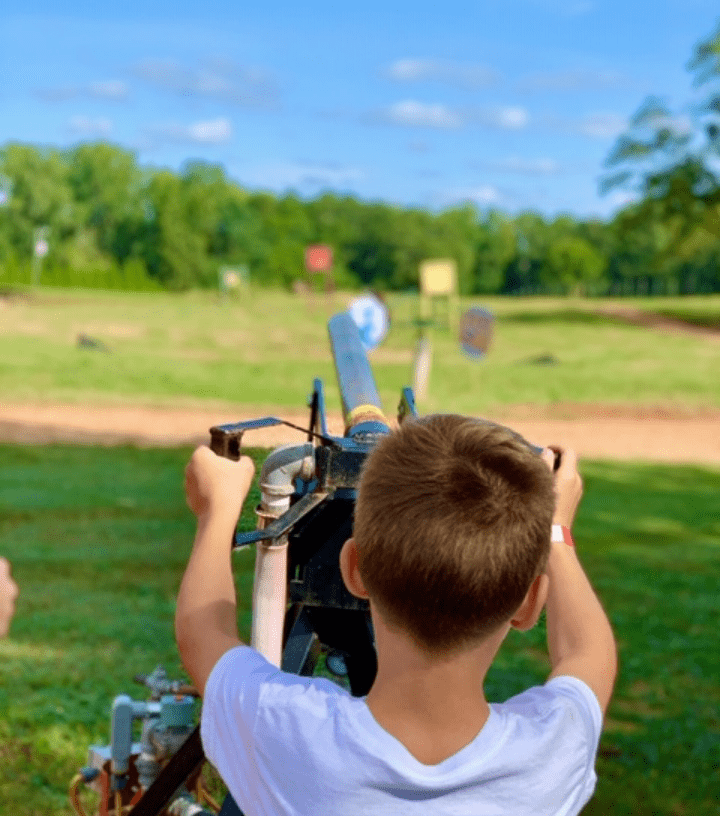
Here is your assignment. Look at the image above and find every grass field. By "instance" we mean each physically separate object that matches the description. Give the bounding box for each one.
[1,287,719,416]
[1,286,719,814]
[0,443,718,815]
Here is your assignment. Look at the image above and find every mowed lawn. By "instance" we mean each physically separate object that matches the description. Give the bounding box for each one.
[0,444,718,816]
[1,287,719,815]
[1,287,719,415]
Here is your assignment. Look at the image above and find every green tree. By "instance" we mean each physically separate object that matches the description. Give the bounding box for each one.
[544,234,606,295]
[64,143,145,263]
[602,16,720,202]
[472,210,516,294]
[142,170,211,289]
[0,143,76,265]
[344,202,399,288]
[503,212,549,294]
[304,193,364,287]
[601,21,720,293]
[246,193,313,287]
[388,204,478,294]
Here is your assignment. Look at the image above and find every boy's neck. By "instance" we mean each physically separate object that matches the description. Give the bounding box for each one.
[365,607,509,765]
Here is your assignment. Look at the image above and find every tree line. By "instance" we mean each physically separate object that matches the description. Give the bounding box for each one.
[1,23,719,298]
[598,19,720,297]
[1,139,716,297]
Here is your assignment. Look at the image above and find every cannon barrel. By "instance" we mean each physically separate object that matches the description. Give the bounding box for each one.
[328,313,389,436]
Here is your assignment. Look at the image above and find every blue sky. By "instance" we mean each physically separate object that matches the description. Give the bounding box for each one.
[3,1,719,219]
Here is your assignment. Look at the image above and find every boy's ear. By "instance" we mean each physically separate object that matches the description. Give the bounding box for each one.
[510,573,549,632]
[339,538,369,600]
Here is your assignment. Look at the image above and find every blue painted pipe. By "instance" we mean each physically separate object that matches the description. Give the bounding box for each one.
[328,313,388,434]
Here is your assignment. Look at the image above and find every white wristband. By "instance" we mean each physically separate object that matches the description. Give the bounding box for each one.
[551,524,574,546]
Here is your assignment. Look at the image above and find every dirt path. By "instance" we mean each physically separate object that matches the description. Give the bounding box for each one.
[589,304,720,342]
[1,402,718,465]
[1,295,717,463]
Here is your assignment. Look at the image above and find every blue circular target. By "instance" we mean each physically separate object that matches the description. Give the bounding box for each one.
[348,294,390,351]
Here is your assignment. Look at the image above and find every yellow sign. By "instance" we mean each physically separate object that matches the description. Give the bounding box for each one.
[419,259,459,329]
[419,259,457,296]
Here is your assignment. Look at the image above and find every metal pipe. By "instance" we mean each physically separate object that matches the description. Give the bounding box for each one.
[251,443,314,666]
[111,695,135,776]
[328,313,388,433]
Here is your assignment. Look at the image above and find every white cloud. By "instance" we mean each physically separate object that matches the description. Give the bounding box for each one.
[36,80,129,102]
[636,111,693,137]
[519,69,629,93]
[145,117,233,145]
[468,185,502,205]
[384,100,464,129]
[443,185,504,207]
[187,118,233,143]
[243,162,364,191]
[88,80,129,101]
[388,59,438,82]
[541,110,628,139]
[35,86,80,102]
[230,161,366,198]
[465,106,530,129]
[387,59,500,88]
[490,156,562,175]
[493,107,529,129]
[705,154,720,175]
[602,188,640,210]
[0,174,11,205]
[378,102,529,131]
[68,116,113,138]
[134,58,279,109]
[577,111,627,139]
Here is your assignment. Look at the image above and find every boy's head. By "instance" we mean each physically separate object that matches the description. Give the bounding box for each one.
[351,414,554,656]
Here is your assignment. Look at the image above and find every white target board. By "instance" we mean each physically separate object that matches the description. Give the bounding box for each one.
[348,294,390,351]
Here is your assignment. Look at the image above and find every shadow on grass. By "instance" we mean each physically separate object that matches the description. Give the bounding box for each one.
[651,308,720,330]
[498,304,720,334]
[500,309,612,325]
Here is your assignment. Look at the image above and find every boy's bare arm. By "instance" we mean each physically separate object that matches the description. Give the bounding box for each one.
[0,557,19,638]
[543,448,617,715]
[175,446,255,695]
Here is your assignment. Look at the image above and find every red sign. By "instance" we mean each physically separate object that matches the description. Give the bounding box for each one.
[305,244,333,273]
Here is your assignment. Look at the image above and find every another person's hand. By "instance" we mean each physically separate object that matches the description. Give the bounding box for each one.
[0,557,19,638]
[542,446,583,529]
[184,446,255,521]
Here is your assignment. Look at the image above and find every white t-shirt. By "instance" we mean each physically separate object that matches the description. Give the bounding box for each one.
[201,646,602,816]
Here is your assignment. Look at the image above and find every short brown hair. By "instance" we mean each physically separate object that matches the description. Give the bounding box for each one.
[353,414,554,655]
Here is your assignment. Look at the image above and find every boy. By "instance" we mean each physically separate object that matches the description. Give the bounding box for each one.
[176,414,617,815]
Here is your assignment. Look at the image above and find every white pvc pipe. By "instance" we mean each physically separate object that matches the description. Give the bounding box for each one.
[258,443,315,515]
[251,443,314,667]
[251,540,290,667]
[413,336,432,400]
